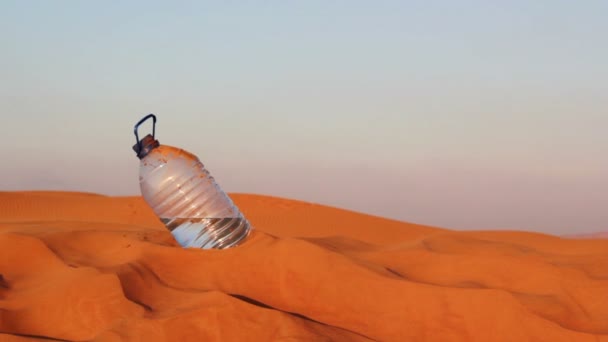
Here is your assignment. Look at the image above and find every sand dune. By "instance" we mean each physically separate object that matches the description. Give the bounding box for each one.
[0,191,607,341]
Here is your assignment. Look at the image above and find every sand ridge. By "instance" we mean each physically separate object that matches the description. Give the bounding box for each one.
[0,191,607,341]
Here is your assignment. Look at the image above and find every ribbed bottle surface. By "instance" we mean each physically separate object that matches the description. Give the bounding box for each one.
[139,145,251,249]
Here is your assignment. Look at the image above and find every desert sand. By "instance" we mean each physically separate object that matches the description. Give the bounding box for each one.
[0,191,606,341]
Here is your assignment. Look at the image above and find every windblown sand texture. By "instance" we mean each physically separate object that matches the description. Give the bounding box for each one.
[0,191,606,341]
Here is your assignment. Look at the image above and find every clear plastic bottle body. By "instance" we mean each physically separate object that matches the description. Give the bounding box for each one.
[139,144,251,249]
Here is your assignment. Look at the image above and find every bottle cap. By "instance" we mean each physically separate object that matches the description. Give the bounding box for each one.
[133,114,160,159]
[133,134,160,159]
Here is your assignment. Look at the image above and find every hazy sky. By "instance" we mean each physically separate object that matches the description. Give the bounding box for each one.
[1,1,607,235]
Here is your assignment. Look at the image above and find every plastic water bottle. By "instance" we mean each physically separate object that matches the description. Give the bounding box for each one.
[132,114,252,249]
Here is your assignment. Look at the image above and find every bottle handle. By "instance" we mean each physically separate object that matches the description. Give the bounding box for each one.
[133,114,157,155]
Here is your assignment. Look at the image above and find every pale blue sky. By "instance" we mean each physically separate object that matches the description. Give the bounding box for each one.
[1,1,606,234]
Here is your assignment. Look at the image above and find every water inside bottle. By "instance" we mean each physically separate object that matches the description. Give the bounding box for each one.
[160,217,250,249]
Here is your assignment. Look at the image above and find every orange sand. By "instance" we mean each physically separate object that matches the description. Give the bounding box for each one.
[0,191,606,341]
